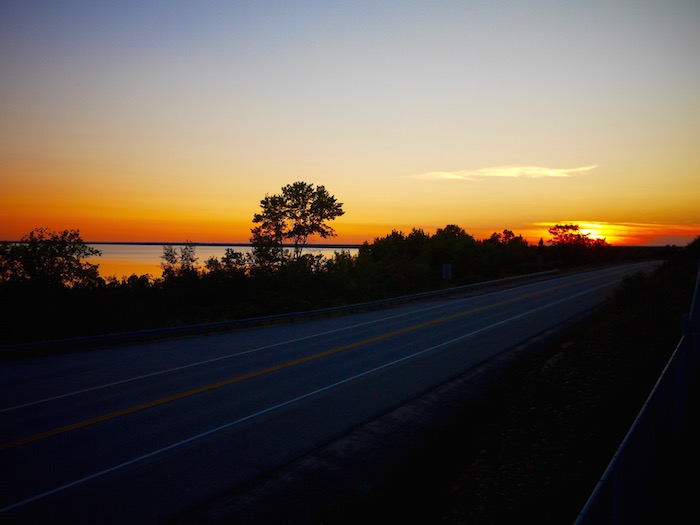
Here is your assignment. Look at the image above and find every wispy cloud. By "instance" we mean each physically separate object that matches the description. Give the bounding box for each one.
[414,164,599,181]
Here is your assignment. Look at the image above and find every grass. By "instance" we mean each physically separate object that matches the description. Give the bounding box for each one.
[441,272,685,524]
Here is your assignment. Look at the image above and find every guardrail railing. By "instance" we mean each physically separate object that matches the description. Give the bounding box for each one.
[573,262,700,524]
[1,269,558,356]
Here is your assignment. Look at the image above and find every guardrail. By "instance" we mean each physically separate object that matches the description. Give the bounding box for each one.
[574,262,700,524]
[1,269,558,356]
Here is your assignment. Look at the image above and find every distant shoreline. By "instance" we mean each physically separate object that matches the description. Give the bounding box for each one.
[0,239,681,249]
[85,241,362,250]
[86,241,364,249]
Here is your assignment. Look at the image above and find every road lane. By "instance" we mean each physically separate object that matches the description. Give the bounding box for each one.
[0,263,655,523]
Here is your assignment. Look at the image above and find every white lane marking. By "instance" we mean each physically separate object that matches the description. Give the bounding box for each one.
[0,273,558,412]
[0,299,458,413]
[1,264,638,413]
[0,281,615,513]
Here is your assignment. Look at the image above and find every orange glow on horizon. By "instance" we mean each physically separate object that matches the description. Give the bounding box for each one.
[2,213,698,248]
[531,221,700,247]
[339,221,699,247]
[2,1,699,279]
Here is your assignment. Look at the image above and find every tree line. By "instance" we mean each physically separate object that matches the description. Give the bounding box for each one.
[0,182,672,345]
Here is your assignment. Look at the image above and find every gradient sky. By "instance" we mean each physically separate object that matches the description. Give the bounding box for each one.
[2,1,699,246]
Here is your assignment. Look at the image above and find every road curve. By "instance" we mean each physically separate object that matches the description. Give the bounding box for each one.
[0,263,656,523]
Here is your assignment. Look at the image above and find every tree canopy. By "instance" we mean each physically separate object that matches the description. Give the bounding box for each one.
[2,220,674,345]
[251,181,344,265]
[548,224,609,247]
[0,227,101,287]
[160,242,199,280]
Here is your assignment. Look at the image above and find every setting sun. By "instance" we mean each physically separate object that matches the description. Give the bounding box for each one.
[2,5,700,524]
[1,2,698,248]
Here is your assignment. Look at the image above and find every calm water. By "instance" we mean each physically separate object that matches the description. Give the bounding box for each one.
[87,244,359,279]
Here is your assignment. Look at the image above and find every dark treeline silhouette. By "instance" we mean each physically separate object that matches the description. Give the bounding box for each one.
[0,224,677,346]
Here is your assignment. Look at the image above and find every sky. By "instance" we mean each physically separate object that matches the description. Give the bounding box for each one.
[1,0,699,246]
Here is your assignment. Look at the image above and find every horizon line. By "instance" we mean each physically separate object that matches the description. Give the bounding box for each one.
[0,239,687,248]
[88,241,366,248]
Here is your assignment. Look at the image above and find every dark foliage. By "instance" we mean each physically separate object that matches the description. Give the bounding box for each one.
[0,227,101,287]
[319,235,699,524]
[251,181,344,266]
[0,226,678,346]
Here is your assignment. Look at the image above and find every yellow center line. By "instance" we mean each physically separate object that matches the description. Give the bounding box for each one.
[1,275,605,451]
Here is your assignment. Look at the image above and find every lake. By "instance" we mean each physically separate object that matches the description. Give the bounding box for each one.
[87,243,360,279]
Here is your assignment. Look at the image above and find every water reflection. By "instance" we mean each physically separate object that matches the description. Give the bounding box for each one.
[87,244,359,279]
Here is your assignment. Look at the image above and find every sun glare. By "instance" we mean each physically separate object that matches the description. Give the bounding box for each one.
[534,221,635,245]
[578,224,605,240]
[537,222,700,246]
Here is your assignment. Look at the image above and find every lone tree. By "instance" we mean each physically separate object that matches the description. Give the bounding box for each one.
[0,227,102,287]
[251,182,344,266]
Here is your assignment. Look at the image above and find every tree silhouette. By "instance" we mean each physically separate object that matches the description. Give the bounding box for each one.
[250,193,287,268]
[160,242,199,279]
[548,224,609,264]
[204,248,249,275]
[547,224,609,247]
[0,227,101,287]
[548,224,590,246]
[251,182,344,266]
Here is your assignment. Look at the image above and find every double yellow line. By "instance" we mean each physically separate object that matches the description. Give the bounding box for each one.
[2,277,591,452]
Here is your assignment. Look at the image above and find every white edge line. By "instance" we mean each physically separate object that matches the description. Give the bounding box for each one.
[0,281,615,513]
[0,268,601,413]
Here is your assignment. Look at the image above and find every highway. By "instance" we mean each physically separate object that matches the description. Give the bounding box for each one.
[0,263,656,523]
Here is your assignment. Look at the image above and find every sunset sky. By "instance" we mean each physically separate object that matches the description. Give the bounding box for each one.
[1,1,699,246]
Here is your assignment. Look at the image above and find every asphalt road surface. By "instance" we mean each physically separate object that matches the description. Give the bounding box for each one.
[0,263,656,524]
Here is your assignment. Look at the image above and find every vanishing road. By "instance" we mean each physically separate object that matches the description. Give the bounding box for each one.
[0,263,656,524]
